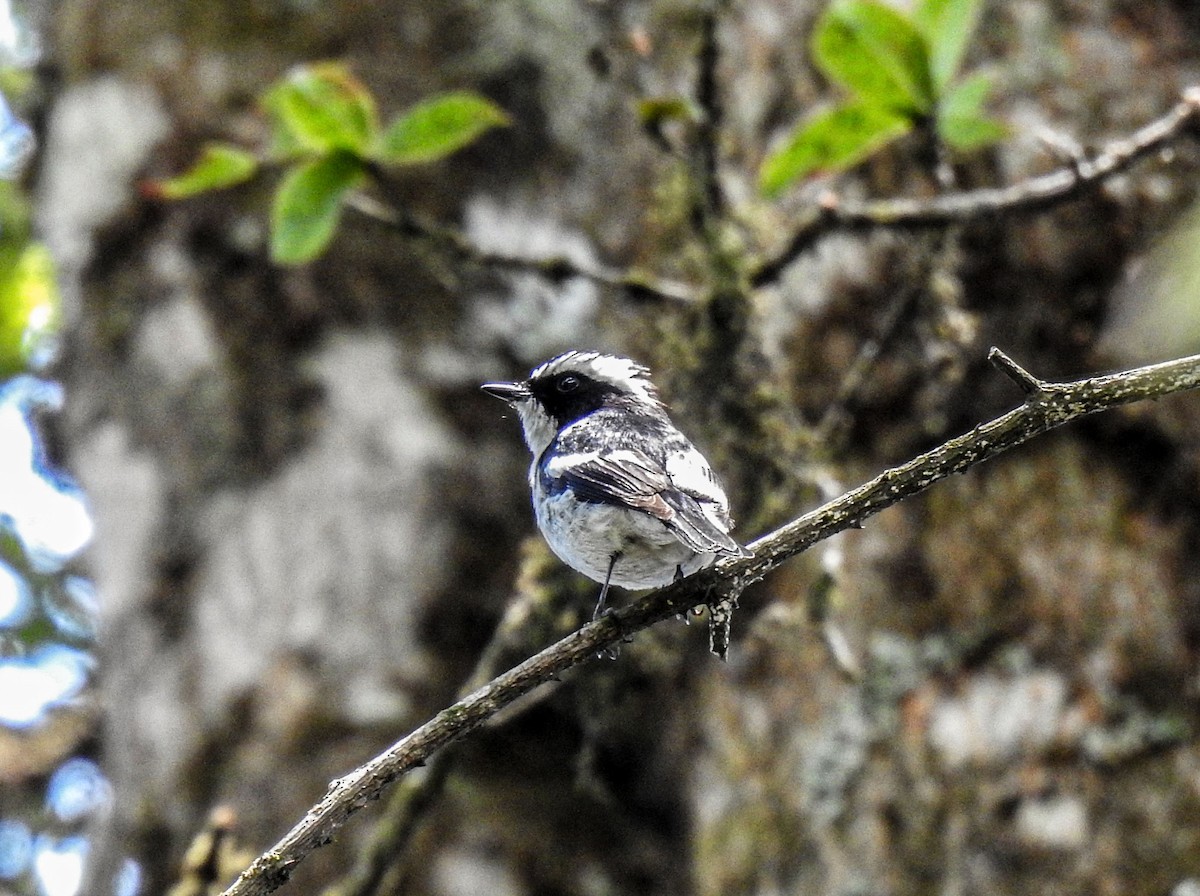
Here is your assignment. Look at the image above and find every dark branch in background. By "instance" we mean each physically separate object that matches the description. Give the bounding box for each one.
[220,350,1200,896]
[691,1,726,230]
[813,280,924,446]
[345,192,699,306]
[749,88,1200,288]
[814,221,965,448]
[319,582,577,896]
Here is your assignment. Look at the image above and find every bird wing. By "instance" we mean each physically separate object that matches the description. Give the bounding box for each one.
[663,447,753,558]
[543,447,749,557]
[664,447,731,513]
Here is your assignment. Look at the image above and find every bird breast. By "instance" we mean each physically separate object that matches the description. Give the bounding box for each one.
[530,475,712,589]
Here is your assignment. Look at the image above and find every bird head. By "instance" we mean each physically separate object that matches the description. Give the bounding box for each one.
[482,350,663,455]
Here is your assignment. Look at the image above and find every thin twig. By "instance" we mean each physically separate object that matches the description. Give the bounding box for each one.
[345,194,699,306]
[988,347,1046,395]
[750,89,1200,288]
[346,89,1200,306]
[219,349,1200,896]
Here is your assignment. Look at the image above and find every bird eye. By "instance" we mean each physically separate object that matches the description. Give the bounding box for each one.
[557,375,580,393]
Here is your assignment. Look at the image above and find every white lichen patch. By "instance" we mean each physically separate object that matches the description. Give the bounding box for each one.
[194,334,456,725]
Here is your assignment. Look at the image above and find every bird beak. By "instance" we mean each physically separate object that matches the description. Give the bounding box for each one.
[481,380,532,406]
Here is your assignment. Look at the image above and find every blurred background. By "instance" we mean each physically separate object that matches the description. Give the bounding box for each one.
[6,1,1200,895]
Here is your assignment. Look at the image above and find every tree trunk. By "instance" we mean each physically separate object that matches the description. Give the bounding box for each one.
[34,1,1200,895]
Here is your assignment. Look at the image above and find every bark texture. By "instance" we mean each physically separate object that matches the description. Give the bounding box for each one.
[35,1,1200,895]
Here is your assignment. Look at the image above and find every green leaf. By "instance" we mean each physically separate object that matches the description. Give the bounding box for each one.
[261,89,309,161]
[914,0,984,90]
[270,152,365,265]
[937,71,1007,150]
[813,0,935,116]
[375,91,509,165]
[760,101,912,197]
[151,144,259,199]
[0,242,59,376]
[262,62,378,156]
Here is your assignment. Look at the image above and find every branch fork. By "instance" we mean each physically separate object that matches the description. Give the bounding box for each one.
[989,347,1047,396]
[751,88,1200,287]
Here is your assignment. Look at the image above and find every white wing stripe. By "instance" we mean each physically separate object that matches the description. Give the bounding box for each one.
[544,451,600,477]
[665,451,728,509]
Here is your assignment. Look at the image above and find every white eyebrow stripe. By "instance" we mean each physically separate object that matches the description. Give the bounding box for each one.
[530,351,662,407]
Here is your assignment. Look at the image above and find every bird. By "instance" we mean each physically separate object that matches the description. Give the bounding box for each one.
[482,350,752,619]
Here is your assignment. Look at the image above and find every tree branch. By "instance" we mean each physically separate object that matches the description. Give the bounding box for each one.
[346,89,1200,306]
[345,193,699,306]
[749,88,1200,288]
[318,574,584,896]
[219,349,1200,896]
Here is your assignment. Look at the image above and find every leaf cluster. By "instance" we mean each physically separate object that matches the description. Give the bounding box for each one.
[761,0,1005,196]
[153,62,509,263]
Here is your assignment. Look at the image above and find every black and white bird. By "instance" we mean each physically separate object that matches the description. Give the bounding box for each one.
[482,350,752,618]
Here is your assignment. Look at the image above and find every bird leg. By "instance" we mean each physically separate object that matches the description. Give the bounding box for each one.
[594,553,620,620]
